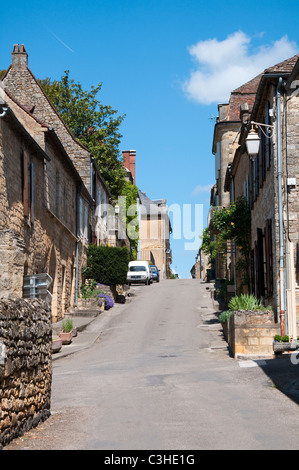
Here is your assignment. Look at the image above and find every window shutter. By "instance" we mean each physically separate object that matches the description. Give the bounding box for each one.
[30,162,34,223]
[22,152,29,217]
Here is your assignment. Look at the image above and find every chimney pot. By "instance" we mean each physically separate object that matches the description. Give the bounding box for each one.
[12,43,28,68]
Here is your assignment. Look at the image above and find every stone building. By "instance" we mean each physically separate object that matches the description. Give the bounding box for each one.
[190,247,209,280]
[209,74,261,280]
[222,54,299,338]
[1,44,123,250]
[0,85,92,321]
[137,190,172,279]
[0,43,127,320]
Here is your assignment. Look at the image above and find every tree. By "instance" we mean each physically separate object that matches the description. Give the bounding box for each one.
[85,245,130,286]
[38,71,126,200]
[119,181,139,260]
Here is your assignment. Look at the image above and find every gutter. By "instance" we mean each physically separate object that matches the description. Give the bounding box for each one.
[276,77,286,336]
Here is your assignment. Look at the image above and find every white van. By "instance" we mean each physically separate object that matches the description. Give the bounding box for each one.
[127,261,152,286]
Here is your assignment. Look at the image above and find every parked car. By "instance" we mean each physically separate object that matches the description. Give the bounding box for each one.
[127,261,152,285]
[150,265,160,282]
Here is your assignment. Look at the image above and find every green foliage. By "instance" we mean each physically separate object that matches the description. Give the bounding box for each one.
[201,197,251,280]
[212,197,251,255]
[80,279,104,299]
[219,310,233,323]
[38,71,126,200]
[219,294,270,323]
[62,318,73,333]
[201,227,220,262]
[228,294,269,311]
[86,244,130,285]
[274,335,290,343]
[119,181,139,260]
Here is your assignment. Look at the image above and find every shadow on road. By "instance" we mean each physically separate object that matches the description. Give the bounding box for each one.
[257,357,299,406]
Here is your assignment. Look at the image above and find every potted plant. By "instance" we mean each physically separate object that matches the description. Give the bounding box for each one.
[273,335,299,354]
[60,318,73,345]
[52,336,62,353]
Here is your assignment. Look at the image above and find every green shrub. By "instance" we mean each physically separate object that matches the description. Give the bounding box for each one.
[86,244,130,285]
[62,318,73,333]
[219,310,233,323]
[228,294,269,311]
[274,334,290,343]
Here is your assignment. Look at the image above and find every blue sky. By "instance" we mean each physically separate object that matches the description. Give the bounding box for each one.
[1,0,299,278]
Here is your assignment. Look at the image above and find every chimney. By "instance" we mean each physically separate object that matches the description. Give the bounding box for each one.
[122,150,130,172]
[12,44,28,68]
[122,150,136,185]
[129,150,136,185]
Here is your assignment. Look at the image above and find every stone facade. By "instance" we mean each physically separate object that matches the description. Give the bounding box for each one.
[137,190,172,279]
[1,44,122,251]
[191,247,209,280]
[209,54,299,353]
[233,56,299,337]
[0,86,89,322]
[0,298,52,448]
[226,310,279,358]
[0,44,129,321]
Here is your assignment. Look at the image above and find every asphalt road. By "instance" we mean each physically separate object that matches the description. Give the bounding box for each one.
[4,279,299,450]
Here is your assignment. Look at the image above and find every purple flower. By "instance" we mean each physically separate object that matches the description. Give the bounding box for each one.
[97,293,114,310]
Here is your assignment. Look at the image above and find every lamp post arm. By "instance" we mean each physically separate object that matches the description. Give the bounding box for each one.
[250,121,274,138]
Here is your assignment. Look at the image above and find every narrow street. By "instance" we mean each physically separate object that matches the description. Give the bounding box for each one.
[4,279,299,450]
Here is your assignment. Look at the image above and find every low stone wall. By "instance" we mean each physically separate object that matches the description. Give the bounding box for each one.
[0,298,52,448]
[226,310,280,358]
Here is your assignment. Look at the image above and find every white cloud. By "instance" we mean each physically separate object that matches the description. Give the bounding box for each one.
[183,31,298,105]
[192,184,213,196]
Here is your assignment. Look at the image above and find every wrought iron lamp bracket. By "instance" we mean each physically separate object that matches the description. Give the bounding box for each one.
[250,121,274,139]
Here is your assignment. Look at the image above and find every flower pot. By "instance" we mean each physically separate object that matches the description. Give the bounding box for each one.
[60,331,73,345]
[52,338,62,353]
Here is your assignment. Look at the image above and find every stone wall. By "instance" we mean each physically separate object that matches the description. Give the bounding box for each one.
[286,70,299,323]
[0,298,52,449]
[226,310,280,358]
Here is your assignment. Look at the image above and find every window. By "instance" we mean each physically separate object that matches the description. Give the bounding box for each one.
[21,151,34,223]
[55,169,61,218]
[79,196,89,242]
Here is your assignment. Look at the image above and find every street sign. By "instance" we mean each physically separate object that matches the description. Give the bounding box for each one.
[23,273,53,304]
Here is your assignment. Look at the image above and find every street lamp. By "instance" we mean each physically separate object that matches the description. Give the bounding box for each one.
[245,128,260,160]
[245,121,274,160]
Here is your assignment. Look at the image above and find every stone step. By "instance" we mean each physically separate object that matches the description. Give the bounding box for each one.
[68,309,101,317]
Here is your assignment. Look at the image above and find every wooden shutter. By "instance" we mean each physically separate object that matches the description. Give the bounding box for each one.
[264,219,273,294]
[256,228,265,298]
[30,162,34,223]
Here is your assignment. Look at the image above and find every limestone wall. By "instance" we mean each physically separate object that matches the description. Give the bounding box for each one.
[0,297,52,449]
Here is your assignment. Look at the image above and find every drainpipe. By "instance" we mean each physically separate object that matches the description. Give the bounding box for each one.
[75,183,81,308]
[90,157,94,200]
[277,77,286,336]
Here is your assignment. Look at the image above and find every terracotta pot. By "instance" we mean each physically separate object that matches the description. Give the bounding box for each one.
[52,338,62,353]
[60,331,73,345]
